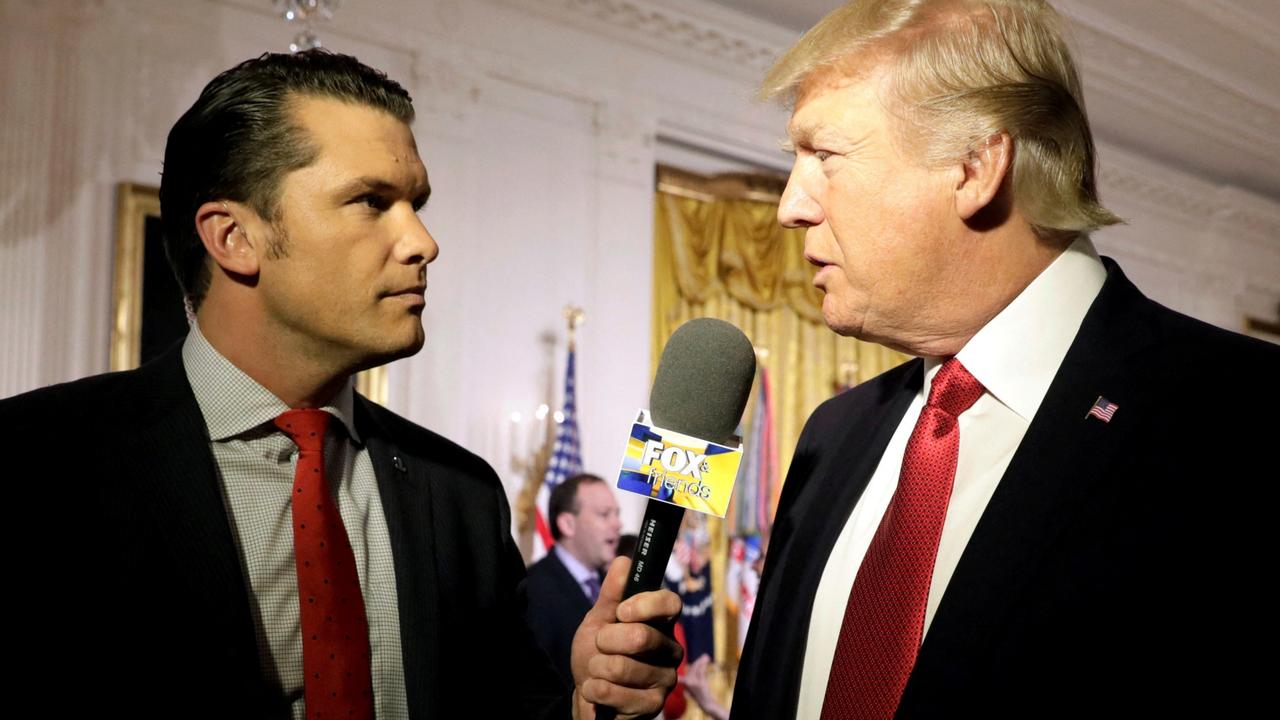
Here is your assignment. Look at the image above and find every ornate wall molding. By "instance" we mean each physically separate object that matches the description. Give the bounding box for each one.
[1099,147,1280,241]
[509,0,1279,198]
[1069,23,1278,158]
[511,0,787,78]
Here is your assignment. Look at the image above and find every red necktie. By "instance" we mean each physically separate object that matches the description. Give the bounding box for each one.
[275,409,374,720]
[821,358,985,720]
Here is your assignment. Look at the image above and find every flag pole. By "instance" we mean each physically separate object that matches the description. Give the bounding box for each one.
[515,305,586,564]
[564,304,585,351]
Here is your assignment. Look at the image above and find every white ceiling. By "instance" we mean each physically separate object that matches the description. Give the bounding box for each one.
[701,0,1280,200]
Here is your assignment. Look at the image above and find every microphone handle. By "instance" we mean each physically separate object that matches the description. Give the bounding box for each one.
[596,500,685,720]
[622,499,685,599]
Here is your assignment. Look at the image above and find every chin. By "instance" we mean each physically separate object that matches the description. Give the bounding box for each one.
[820,302,864,339]
[398,328,426,357]
[385,322,426,356]
[352,334,424,373]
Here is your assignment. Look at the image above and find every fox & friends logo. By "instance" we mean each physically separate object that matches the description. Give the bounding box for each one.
[615,410,743,517]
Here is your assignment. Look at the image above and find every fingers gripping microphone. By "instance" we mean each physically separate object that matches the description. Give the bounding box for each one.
[622,318,756,599]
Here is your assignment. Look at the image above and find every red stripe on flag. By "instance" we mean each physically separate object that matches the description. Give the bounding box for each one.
[534,508,555,550]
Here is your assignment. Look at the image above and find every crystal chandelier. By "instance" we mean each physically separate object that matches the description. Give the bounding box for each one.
[274,0,342,52]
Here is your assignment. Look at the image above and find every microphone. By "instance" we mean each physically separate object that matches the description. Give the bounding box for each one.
[598,317,755,718]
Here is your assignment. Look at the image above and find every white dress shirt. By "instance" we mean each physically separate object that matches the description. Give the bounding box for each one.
[796,238,1107,719]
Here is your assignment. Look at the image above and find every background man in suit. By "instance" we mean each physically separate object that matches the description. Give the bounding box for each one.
[1,50,678,719]
[731,1,1279,718]
[525,473,623,688]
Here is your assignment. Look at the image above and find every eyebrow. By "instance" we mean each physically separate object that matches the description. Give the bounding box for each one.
[787,121,873,156]
[787,121,846,147]
[335,176,432,206]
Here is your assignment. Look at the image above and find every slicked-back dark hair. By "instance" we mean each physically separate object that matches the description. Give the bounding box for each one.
[159,49,414,310]
[549,473,606,542]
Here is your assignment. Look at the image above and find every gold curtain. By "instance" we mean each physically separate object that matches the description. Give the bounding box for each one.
[652,166,908,712]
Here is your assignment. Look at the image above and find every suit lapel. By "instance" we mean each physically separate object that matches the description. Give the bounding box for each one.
[356,397,442,719]
[122,347,266,698]
[547,549,596,616]
[902,261,1158,710]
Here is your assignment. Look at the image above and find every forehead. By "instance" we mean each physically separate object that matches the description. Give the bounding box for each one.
[576,482,617,508]
[787,62,893,139]
[289,94,426,182]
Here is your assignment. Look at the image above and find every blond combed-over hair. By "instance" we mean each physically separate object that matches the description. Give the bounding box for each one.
[763,0,1121,240]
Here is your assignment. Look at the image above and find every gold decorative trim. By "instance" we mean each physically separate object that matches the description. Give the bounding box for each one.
[1245,315,1280,343]
[355,365,389,406]
[110,182,161,371]
[656,164,787,204]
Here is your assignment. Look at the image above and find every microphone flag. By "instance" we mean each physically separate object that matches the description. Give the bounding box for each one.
[615,409,744,518]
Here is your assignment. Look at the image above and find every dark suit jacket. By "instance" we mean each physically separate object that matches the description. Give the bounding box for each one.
[522,550,596,690]
[1,344,568,719]
[732,260,1280,718]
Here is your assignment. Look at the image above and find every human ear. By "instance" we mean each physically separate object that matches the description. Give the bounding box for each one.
[556,512,577,541]
[194,200,262,277]
[955,132,1013,221]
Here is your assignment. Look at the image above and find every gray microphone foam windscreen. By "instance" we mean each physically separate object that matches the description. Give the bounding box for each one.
[649,317,756,446]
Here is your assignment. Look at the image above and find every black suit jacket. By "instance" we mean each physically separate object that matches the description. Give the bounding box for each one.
[1,344,567,719]
[522,550,596,691]
[732,260,1279,718]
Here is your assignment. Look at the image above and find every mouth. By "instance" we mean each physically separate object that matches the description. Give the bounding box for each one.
[383,285,427,307]
[805,254,833,288]
[804,251,830,268]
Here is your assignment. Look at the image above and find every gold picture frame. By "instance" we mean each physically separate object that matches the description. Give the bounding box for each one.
[110,182,162,371]
[109,181,389,404]
[1245,315,1280,345]
[355,365,388,406]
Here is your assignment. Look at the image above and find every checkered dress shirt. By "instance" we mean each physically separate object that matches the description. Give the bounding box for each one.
[182,325,409,719]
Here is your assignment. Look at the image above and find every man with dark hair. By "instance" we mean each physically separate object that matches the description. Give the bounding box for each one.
[525,473,623,688]
[159,50,417,314]
[1,50,678,720]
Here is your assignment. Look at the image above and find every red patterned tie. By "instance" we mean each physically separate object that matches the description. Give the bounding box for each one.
[274,409,374,720]
[821,358,985,719]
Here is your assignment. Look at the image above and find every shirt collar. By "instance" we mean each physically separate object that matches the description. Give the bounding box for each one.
[947,236,1107,421]
[554,543,600,586]
[182,322,361,443]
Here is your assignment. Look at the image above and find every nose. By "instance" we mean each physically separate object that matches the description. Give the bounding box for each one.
[394,207,439,266]
[778,165,824,229]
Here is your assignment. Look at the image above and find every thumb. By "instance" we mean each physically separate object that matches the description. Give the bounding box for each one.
[586,555,631,625]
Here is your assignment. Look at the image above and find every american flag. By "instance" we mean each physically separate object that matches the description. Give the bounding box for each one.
[532,346,583,558]
[1086,396,1119,423]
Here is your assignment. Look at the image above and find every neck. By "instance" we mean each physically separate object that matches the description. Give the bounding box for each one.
[556,542,598,573]
[196,299,349,409]
[891,225,1069,359]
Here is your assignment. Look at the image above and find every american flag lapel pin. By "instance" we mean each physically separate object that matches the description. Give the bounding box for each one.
[1086,396,1119,423]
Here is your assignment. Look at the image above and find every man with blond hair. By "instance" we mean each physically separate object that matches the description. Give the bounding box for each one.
[734,1,1278,718]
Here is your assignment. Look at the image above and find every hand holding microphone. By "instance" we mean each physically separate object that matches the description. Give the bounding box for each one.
[574,318,756,720]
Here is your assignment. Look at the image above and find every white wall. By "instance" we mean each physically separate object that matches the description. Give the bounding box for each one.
[3,0,1277,533]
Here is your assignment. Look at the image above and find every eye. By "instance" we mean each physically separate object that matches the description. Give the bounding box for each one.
[814,150,833,162]
[356,194,391,211]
